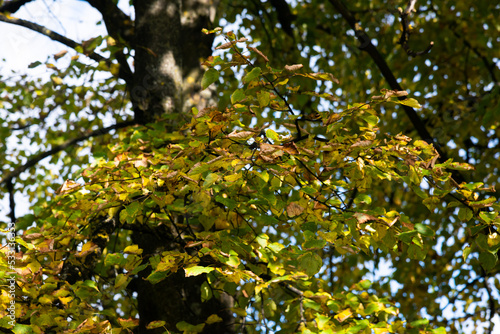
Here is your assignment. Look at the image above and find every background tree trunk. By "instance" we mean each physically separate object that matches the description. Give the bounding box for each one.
[129,1,231,333]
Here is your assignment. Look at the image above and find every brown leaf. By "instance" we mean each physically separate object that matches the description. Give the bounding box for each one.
[284,64,303,71]
[22,233,43,241]
[324,112,342,125]
[354,212,378,224]
[350,140,373,148]
[54,50,68,60]
[215,41,235,50]
[227,130,254,140]
[401,220,414,230]
[287,202,304,217]
[57,179,82,194]
[282,142,299,155]
[248,46,269,62]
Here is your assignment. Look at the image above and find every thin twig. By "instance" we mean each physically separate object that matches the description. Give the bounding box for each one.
[398,1,434,57]
[0,120,135,187]
[327,0,465,184]
[0,13,107,64]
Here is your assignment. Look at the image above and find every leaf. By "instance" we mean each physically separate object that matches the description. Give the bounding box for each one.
[414,223,435,237]
[146,321,166,330]
[284,64,303,71]
[51,76,63,85]
[124,245,143,254]
[28,61,42,68]
[248,46,269,62]
[231,88,245,104]
[201,68,219,89]
[265,129,280,142]
[298,252,322,276]
[448,162,474,171]
[334,309,353,323]
[397,98,422,108]
[176,321,205,333]
[118,318,139,328]
[358,279,372,289]
[409,318,429,327]
[462,246,471,261]
[257,90,270,107]
[205,314,223,324]
[12,324,36,334]
[203,173,219,188]
[458,207,473,221]
[227,130,254,140]
[200,281,212,302]
[54,50,68,60]
[286,202,304,217]
[478,252,497,271]
[296,72,339,83]
[243,67,261,83]
[184,266,215,277]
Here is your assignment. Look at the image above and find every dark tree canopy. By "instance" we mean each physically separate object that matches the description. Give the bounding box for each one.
[0,1,499,333]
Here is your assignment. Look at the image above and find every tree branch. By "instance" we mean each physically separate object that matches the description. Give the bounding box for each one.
[6,178,16,228]
[327,0,465,184]
[85,0,133,43]
[0,13,107,62]
[0,120,136,187]
[84,0,134,84]
[398,1,434,57]
[0,0,33,13]
[0,12,133,84]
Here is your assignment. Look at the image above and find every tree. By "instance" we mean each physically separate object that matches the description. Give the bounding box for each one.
[0,0,499,333]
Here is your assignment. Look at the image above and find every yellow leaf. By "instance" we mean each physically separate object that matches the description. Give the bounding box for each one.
[51,76,63,85]
[334,308,353,322]
[124,245,143,255]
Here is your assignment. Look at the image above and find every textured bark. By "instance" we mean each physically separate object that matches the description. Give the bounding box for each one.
[131,0,217,125]
[131,230,233,334]
[128,1,232,333]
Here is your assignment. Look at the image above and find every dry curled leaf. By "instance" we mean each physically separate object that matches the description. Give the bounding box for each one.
[284,64,303,71]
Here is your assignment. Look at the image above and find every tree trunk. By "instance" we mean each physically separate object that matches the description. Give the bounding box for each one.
[129,1,232,333]
[131,0,217,124]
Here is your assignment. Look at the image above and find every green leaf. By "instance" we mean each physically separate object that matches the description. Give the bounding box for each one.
[28,61,42,69]
[203,173,219,188]
[298,252,322,276]
[146,321,166,330]
[458,207,473,221]
[200,281,212,302]
[231,88,245,104]
[184,266,215,277]
[201,68,219,89]
[397,98,422,108]
[257,90,270,107]
[462,246,471,261]
[12,324,36,334]
[146,270,170,284]
[414,223,435,237]
[265,129,280,142]
[409,318,429,327]
[243,67,261,83]
[176,321,205,333]
[398,230,418,244]
[478,252,497,271]
[358,279,372,289]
